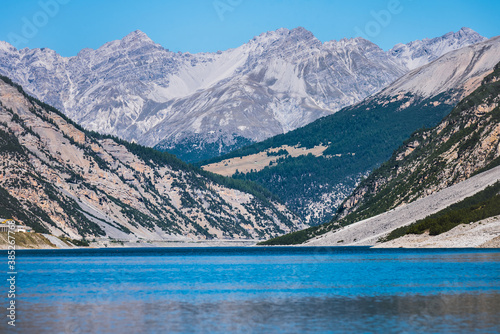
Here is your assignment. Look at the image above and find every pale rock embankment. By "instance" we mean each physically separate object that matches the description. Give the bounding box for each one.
[304,165,500,247]
[374,216,500,248]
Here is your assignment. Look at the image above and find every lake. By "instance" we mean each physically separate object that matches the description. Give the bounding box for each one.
[3,247,500,333]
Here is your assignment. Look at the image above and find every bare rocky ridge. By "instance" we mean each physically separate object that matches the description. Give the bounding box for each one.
[0,28,485,161]
[389,27,486,70]
[0,77,304,241]
[381,36,500,100]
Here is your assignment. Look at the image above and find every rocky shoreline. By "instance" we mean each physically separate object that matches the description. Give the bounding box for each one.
[375,216,500,248]
[3,216,499,250]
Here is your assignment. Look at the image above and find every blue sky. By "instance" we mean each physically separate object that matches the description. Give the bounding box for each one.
[1,0,499,57]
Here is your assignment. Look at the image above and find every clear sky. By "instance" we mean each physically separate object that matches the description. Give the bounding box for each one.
[1,0,499,57]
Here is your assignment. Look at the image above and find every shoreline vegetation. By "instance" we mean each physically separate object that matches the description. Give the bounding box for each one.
[2,214,499,250]
[381,182,500,242]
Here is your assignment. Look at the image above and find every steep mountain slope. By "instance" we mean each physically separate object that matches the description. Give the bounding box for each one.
[0,28,483,162]
[202,37,500,226]
[380,181,500,244]
[0,76,303,241]
[260,60,500,245]
[337,60,500,221]
[389,27,486,70]
[302,167,500,247]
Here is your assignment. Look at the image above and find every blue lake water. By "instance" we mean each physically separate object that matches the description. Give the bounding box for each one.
[2,247,500,333]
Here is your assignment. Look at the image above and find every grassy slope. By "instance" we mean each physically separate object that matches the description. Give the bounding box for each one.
[0,232,56,249]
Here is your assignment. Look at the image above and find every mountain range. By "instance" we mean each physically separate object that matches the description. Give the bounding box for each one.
[0,26,497,243]
[0,27,485,162]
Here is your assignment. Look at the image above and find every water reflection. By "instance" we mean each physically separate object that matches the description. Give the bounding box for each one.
[5,247,500,333]
[13,293,500,333]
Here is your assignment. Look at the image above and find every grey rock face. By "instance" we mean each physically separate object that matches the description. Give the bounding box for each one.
[389,27,487,70]
[0,28,485,161]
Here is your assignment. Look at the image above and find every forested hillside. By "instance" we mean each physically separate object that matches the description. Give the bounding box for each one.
[203,37,500,226]
[260,60,500,245]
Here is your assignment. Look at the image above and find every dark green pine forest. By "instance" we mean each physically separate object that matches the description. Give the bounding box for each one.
[201,92,455,225]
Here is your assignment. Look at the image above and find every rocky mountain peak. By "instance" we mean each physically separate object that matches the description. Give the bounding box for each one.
[324,36,378,50]
[456,26,483,38]
[250,26,320,48]
[288,26,316,40]
[0,41,16,53]
[436,27,486,46]
[122,29,152,42]
[388,27,487,70]
[120,29,157,48]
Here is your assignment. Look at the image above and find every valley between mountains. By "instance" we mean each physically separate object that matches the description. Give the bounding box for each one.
[264,60,500,247]
[202,36,500,225]
[0,27,499,248]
